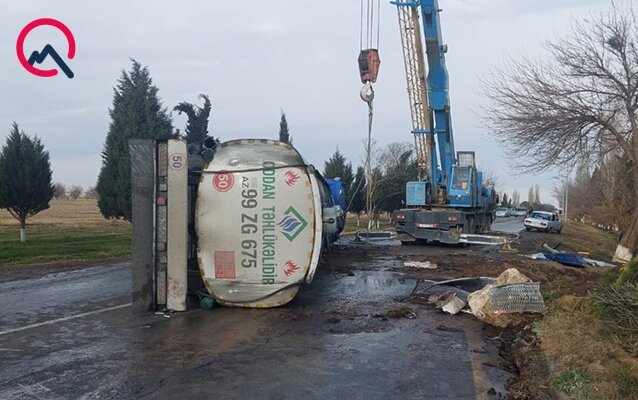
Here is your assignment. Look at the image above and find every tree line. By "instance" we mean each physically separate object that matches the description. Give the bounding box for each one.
[322,141,417,227]
[0,59,295,241]
[499,185,556,212]
[552,158,631,232]
[482,3,638,262]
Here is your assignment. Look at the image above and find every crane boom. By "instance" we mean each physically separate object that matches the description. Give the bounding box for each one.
[390,0,497,244]
[392,0,456,201]
[420,0,456,190]
[394,4,433,187]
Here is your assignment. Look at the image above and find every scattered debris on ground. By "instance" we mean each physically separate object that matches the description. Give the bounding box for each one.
[386,306,417,319]
[404,260,437,269]
[411,268,545,328]
[468,269,545,328]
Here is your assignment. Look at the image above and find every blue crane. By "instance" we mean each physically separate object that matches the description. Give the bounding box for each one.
[390,0,497,244]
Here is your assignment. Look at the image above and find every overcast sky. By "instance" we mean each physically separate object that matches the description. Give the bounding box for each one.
[0,0,611,205]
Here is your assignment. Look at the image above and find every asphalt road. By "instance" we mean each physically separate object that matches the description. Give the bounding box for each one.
[0,243,511,399]
[491,216,525,234]
[0,262,130,333]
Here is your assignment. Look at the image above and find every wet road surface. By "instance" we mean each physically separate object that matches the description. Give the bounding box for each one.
[492,217,524,234]
[0,263,130,333]
[0,245,509,399]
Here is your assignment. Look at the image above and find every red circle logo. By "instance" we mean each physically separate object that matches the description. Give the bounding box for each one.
[16,18,76,78]
[213,171,234,192]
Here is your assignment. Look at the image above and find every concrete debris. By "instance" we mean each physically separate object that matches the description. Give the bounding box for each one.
[411,277,495,305]
[468,268,545,328]
[404,260,438,269]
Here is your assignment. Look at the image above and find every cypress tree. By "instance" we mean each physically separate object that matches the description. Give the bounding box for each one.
[0,123,54,242]
[324,148,354,199]
[173,94,211,147]
[96,59,173,220]
[349,166,366,214]
[278,111,292,144]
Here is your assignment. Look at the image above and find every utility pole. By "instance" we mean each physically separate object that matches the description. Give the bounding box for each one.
[563,183,569,225]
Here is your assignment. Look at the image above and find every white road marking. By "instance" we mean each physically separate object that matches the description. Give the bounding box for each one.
[0,303,131,337]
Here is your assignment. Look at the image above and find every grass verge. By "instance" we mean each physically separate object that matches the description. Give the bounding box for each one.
[0,223,131,266]
[343,214,393,234]
[534,295,638,399]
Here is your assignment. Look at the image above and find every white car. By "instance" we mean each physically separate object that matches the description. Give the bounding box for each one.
[495,207,508,217]
[524,211,562,233]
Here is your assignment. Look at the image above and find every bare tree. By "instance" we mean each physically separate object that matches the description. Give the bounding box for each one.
[552,183,567,210]
[85,186,98,199]
[512,190,520,207]
[483,4,638,261]
[534,184,541,205]
[53,182,66,200]
[69,185,83,200]
[361,141,417,229]
[481,169,501,191]
[527,186,534,206]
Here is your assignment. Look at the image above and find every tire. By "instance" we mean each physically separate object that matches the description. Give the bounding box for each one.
[557,227,562,234]
[525,227,531,231]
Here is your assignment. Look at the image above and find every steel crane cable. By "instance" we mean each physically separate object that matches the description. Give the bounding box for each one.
[359,0,381,50]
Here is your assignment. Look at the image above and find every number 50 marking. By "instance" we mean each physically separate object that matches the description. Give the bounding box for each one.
[213,171,234,192]
[168,153,186,171]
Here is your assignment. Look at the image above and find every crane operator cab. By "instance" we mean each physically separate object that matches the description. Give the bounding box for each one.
[448,151,477,207]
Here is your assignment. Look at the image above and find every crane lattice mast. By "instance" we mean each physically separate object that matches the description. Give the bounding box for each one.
[395,3,433,186]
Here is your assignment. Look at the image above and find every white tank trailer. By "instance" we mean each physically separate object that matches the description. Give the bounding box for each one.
[129,139,345,312]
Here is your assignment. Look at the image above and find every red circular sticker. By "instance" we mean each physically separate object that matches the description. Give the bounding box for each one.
[213,171,234,192]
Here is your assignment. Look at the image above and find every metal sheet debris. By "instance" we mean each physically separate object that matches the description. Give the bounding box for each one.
[489,283,546,314]
[404,260,437,269]
[582,258,616,268]
[356,230,397,242]
[524,253,547,260]
[429,292,466,315]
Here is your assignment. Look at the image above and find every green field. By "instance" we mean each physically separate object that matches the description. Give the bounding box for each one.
[0,199,131,267]
[0,224,131,266]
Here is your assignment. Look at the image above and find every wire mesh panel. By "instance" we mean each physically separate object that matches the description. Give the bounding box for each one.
[489,283,546,314]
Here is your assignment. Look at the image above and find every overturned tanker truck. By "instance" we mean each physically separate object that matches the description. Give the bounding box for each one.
[129,138,345,312]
